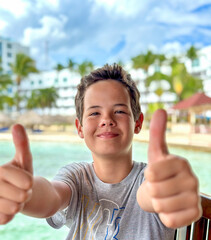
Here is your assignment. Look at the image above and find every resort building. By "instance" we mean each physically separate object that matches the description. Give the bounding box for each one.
[19,68,81,116]
[18,45,211,116]
[129,46,211,113]
[2,36,210,116]
[0,36,29,74]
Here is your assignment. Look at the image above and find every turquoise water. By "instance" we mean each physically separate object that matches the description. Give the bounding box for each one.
[0,140,210,239]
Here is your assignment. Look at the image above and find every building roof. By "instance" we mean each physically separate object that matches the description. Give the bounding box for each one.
[172,92,211,112]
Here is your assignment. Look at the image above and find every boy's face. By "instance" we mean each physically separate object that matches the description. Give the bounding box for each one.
[76,80,143,159]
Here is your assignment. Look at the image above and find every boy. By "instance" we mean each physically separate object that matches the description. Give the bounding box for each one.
[0,64,201,239]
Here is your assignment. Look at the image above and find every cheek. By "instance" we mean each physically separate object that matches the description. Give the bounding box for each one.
[83,119,97,134]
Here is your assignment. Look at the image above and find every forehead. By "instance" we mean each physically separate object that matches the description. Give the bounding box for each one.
[84,80,130,108]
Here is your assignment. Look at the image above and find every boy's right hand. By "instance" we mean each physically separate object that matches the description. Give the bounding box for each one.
[0,124,33,224]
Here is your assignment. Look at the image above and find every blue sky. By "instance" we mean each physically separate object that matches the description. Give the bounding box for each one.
[0,0,211,70]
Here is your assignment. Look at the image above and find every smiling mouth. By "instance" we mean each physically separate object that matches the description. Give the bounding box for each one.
[97,132,119,139]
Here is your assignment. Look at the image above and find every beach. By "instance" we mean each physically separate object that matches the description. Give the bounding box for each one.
[0,127,211,152]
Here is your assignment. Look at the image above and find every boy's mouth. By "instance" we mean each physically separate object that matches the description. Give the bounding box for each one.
[97,132,119,138]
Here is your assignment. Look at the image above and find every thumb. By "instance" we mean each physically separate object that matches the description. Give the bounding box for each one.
[148,109,169,163]
[12,124,33,174]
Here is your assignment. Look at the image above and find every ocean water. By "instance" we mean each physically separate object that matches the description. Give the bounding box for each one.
[0,140,210,240]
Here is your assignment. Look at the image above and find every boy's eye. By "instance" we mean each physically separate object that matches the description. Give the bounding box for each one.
[115,110,126,114]
[89,112,100,116]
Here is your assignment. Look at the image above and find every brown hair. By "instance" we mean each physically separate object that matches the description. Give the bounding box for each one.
[75,63,141,124]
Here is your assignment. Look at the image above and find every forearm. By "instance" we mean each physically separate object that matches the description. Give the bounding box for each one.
[136,181,155,212]
[21,176,62,218]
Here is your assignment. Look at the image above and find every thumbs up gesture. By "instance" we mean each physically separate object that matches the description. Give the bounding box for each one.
[138,109,202,229]
[0,124,33,224]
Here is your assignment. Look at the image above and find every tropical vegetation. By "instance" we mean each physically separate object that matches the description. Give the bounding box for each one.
[131,46,203,114]
[10,53,39,110]
[26,87,59,113]
[0,58,13,110]
[0,45,204,119]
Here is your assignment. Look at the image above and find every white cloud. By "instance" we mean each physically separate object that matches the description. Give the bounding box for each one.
[22,15,67,45]
[93,0,149,17]
[166,0,211,11]
[147,6,211,27]
[1,0,211,70]
[0,20,8,30]
[34,0,59,11]
[161,42,184,56]
[0,0,30,18]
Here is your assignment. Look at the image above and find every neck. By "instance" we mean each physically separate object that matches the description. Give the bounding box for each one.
[92,153,133,184]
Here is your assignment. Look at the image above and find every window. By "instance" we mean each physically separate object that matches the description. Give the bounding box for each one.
[7,87,13,94]
[31,81,34,85]
[192,59,200,67]
[63,77,68,82]
[7,43,12,49]
[7,52,12,58]
[39,80,42,85]
[55,78,58,83]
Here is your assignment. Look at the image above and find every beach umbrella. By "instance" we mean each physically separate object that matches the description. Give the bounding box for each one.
[0,112,13,127]
[16,111,43,128]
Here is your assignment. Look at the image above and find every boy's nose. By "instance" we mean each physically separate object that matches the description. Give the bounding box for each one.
[99,118,116,127]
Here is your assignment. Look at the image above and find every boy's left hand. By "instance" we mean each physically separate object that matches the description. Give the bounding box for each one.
[145,109,202,228]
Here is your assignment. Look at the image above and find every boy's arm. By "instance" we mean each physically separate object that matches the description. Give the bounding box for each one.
[21,177,71,218]
[136,110,202,229]
[0,124,71,224]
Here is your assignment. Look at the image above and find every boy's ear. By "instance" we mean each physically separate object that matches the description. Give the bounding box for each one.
[134,113,144,134]
[75,118,84,138]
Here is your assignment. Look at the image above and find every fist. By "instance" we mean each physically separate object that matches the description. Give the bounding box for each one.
[146,109,202,228]
[0,124,33,224]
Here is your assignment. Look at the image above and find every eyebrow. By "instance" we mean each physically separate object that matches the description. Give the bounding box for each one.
[87,103,128,110]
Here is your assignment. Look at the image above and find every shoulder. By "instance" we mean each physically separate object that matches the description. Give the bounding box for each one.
[57,162,92,176]
[131,161,147,184]
[133,161,147,172]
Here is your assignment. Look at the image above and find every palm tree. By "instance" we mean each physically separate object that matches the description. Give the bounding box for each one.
[131,50,156,101]
[131,50,155,74]
[67,59,76,71]
[186,45,198,68]
[77,61,94,77]
[10,53,39,111]
[55,63,64,72]
[27,87,59,113]
[145,72,170,102]
[145,54,168,102]
[154,54,166,70]
[26,90,40,110]
[168,62,203,101]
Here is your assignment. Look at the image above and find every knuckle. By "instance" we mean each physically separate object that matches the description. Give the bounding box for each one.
[179,158,189,170]
[10,203,20,215]
[23,174,33,190]
[17,190,28,202]
[193,206,202,221]
[188,177,198,191]
[192,194,199,206]
[148,183,159,197]
[160,214,177,229]
[0,214,13,225]
[153,200,163,213]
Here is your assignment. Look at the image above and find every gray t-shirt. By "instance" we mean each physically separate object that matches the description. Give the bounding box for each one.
[47,161,175,240]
